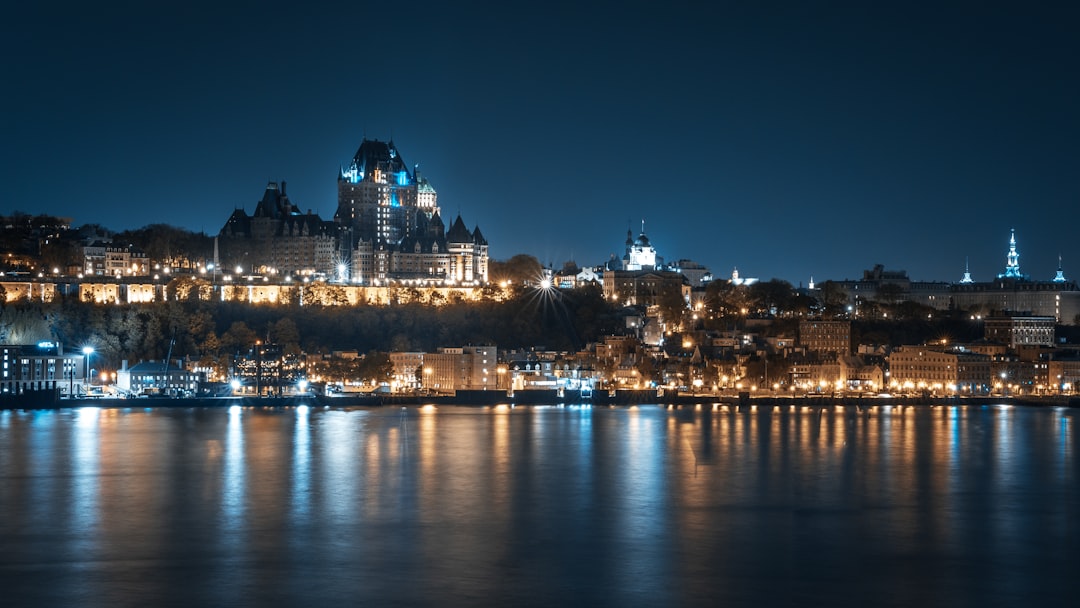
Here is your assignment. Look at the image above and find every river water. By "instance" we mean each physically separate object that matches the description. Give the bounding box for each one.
[0,403,1077,607]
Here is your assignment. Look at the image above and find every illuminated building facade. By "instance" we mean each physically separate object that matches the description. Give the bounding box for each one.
[983,314,1055,348]
[887,346,991,393]
[419,346,498,392]
[232,343,306,396]
[212,139,489,285]
[83,241,149,277]
[336,139,436,246]
[337,139,488,284]
[601,224,689,307]
[116,360,203,397]
[1,342,84,396]
[351,213,488,285]
[389,352,424,390]
[1047,356,1080,392]
[622,223,660,271]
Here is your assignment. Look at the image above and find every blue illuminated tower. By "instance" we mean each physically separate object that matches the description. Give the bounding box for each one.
[335,139,439,246]
[998,229,1025,279]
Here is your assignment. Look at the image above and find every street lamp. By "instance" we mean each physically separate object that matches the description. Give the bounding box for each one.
[82,346,94,395]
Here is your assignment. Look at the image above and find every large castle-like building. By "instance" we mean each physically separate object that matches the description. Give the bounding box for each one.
[337,139,487,284]
[219,181,337,277]
[217,138,488,284]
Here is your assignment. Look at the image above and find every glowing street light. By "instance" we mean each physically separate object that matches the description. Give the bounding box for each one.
[82,346,94,394]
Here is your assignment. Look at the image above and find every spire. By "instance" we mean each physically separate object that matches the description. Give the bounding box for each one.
[472,225,487,246]
[1054,254,1067,283]
[998,229,1024,279]
[960,256,974,284]
[447,215,472,243]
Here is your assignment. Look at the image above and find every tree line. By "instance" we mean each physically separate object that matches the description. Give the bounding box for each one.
[0,281,623,376]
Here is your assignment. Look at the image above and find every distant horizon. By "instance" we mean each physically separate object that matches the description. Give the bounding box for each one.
[4,206,1070,289]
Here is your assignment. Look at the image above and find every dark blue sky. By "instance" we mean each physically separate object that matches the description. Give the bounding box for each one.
[4,1,1078,284]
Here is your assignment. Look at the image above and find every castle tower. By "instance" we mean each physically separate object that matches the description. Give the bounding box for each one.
[335,138,439,246]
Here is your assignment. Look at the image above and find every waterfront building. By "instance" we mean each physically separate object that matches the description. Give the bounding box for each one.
[0,342,84,396]
[787,355,842,391]
[116,360,204,397]
[839,356,885,391]
[887,346,992,393]
[505,356,558,391]
[389,352,424,390]
[1047,353,1080,392]
[231,343,306,396]
[418,345,498,393]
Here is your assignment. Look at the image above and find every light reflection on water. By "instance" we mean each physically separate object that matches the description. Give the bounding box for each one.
[0,404,1077,607]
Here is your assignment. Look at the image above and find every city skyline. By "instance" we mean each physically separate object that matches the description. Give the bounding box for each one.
[4,2,1078,284]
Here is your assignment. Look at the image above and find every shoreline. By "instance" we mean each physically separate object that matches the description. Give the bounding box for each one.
[3,389,1079,410]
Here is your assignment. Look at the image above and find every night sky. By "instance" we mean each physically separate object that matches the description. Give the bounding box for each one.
[4,1,1078,285]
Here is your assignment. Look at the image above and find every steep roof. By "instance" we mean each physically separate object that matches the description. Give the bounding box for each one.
[397,234,448,254]
[472,225,487,246]
[277,212,333,237]
[126,361,189,373]
[447,215,473,243]
[221,208,251,237]
[253,182,284,219]
[344,139,412,182]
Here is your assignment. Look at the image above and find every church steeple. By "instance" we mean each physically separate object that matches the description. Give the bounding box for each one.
[998,229,1024,279]
[960,257,974,284]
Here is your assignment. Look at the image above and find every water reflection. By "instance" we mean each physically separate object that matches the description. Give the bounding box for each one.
[291,405,310,520]
[71,407,100,557]
[221,405,245,535]
[0,404,1076,607]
